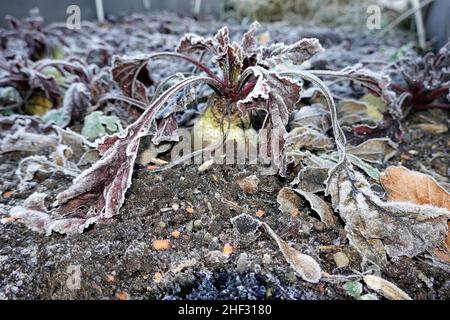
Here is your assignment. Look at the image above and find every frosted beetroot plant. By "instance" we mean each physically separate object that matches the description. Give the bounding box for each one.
[12,23,324,234]
[388,40,450,116]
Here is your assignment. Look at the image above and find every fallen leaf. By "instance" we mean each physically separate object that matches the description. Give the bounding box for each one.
[25,93,53,116]
[262,222,321,283]
[412,123,448,134]
[286,127,333,151]
[290,166,329,193]
[434,221,450,263]
[292,188,335,226]
[223,243,233,257]
[380,166,450,211]
[327,161,449,266]
[289,104,330,132]
[346,138,397,164]
[337,99,377,125]
[434,248,450,263]
[0,115,59,154]
[360,94,386,121]
[153,239,170,251]
[363,275,412,300]
[236,174,260,194]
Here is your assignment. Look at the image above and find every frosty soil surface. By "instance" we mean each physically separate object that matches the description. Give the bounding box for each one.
[1,119,449,299]
[0,17,449,300]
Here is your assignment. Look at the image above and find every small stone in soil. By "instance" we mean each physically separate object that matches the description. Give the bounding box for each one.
[231,213,261,237]
[333,252,350,268]
[235,174,260,194]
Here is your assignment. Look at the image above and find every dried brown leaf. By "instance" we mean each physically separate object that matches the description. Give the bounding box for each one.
[380,166,450,211]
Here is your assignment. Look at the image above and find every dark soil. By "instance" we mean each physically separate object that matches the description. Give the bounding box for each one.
[1,119,449,300]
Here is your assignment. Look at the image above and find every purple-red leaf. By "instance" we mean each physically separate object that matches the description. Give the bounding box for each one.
[111,54,153,104]
[237,67,301,176]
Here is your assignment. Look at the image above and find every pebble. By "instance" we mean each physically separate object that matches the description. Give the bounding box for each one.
[400,153,411,161]
[186,221,194,232]
[158,221,166,228]
[277,187,303,215]
[333,252,350,268]
[287,271,297,282]
[262,253,272,265]
[236,253,249,272]
[193,219,202,228]
[313,221,326,231]
[172,203,180,211]
[408,150,418,155]
[300,222,312,235]
[198,159,214,172]
[171,230,181,238]
[235,175,260,194]
[205,250,228,266]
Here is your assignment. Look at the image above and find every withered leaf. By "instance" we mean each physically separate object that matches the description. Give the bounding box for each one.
[290,166,329,193]
[338,99,376,125]
[112,54,152,104]
[286,127,333,151]
[292,188,335,227]
[0,115,56,153]
[289,104,330,132]
[262,222,321,283]
[277,187,303,215]
[380,166,450,211]
[363,275,412,300]
[346,138,397,164]
[59,82,91,126]
[326,161,450,266]
[259,38,323,68]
